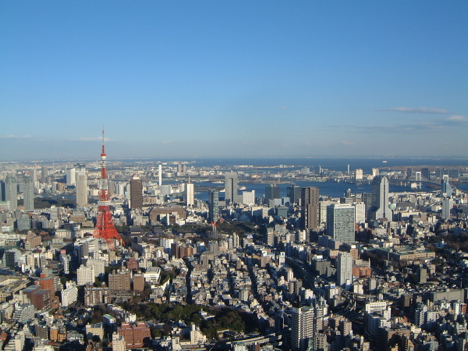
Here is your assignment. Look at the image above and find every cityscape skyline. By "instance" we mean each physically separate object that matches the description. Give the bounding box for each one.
[1,1,467,160]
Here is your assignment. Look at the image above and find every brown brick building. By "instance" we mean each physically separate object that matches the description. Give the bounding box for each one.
[108,270,131,291]
[118,322,151,348]
[133,274,145,292]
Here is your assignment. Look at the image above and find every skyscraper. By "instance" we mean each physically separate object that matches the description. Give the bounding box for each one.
[337,252,353,287]
[368,176,389,221]
[5,175,18,211]
[41,166,48,183]
[186,182,194,206]
[224,172,239,205]
[130,176,143,209]
[441,176,453,196]
[66,168,76,185]
[158,164,162,186]
[208,190,219,223]
[265,184,280,203]
[290,305,314,351]
[362,193,373,220]
[287,185,301,205]
[301,187,319,231]
[23,176,34,211]
[442,198,453,219]
[326,204,355,243]
[75,164,88,208]
[421,168,430,180]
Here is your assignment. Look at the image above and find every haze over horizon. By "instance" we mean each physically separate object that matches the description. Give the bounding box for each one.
[1,1,467,161]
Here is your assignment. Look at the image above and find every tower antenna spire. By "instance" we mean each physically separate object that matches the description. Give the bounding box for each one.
[102,127,106,155]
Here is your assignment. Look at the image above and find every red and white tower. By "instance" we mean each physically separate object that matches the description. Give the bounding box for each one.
[93,130,124,250]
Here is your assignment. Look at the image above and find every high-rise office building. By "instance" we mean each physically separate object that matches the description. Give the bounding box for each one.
[441,176,453,196]
[66,168,76,185]
[242,190,255,205]
[75,164,88,208]
[354,202,366,224]
[208,190,219,223]
[435,168,443,179]
[158,164,162,186]
[449,169,459,179]
[186,182,194,206]
[362,193,373,219]
[354,169,363,180]
[406,168,413,179]
[23,176,34,211]
[301,187,319,231]
[224,172,239,204]
[41,166,48,183]
[265,184,280,203]
[421,168,430,180]
[327,204,355,243]
[368,176,389,221]
[290,305,314,351]
[5,175,18,211]
[130,176,143,209]
[337,252,353,286]
[442,198,453,219]
[287,185,301,205]
[32,166,38,183]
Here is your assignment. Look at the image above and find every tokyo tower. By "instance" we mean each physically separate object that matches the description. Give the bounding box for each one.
[93,130,124,250]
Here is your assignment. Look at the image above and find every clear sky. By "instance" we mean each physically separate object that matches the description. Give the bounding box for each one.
[1,1,467,160]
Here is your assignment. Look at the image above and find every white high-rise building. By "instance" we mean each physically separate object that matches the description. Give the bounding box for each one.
[66,168,76,185]
[354,169,363,180]
[290,305,314,351]
[158,164,162,186]
[354,202,366,224]
[77,264,95,286]
[112,333,127,351]
[87,259,106,278]
[319,200,335,225]
[60,253,70,274]
[232,233,240,248]
[186,182,194,206]
[337,252,353,287]
[75,165,88,208]
[242,190,255,206]
[61,281,78,307]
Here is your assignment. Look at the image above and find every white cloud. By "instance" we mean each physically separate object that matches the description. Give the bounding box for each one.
[0,135,32,139]
[70,137,112,141]
[380,107,450,114]
[342,140,356,145]
[446,115,467,121]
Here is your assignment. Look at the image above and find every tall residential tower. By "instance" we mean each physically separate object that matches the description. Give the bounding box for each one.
[301,187,319,231]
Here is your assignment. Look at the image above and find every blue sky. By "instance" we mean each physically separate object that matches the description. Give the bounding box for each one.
[1,1,467,160]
